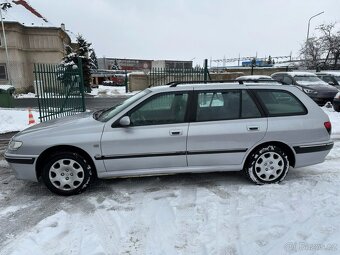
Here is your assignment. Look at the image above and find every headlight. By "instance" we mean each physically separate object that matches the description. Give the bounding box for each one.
[303,88,317,94]
[8,140,23,151]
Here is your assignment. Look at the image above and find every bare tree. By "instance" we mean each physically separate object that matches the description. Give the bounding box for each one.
[300,37,323,69]
[300,22,340,70]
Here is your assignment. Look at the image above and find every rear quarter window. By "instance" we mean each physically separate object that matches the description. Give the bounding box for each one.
[255,90,307,116]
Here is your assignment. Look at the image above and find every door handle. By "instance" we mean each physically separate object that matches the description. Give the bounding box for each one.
[247,126,259,131]
[170,130,183,136]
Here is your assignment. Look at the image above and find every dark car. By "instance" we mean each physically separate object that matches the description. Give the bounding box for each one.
[271,72,339,106]
[316,71,340,89]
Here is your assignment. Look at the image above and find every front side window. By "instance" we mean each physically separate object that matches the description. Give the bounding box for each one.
[255,90,307,116]
[129,92,188,126]
[196,90,261,122]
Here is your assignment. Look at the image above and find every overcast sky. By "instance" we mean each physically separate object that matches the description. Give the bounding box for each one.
[3,0,340,65]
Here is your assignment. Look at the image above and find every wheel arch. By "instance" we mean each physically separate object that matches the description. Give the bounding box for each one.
[35,145,97,180]
[243,141,296,169]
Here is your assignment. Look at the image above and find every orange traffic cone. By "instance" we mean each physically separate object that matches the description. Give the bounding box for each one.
[28,108,36,125]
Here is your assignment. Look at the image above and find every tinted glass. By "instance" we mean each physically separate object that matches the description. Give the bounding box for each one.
[241,90,261,118]
[283,76,293,85]
[196,91,240,121]
[256,90,307,116]
[129,93,188,126]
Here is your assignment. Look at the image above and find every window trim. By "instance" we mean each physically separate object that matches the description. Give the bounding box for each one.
[193,89,265,123]
[252,89,308,117]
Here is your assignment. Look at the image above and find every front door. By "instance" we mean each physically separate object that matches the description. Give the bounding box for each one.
[101,91,190,172]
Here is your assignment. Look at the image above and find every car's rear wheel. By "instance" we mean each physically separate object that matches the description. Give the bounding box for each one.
[244,145,289,184]
[42,152,93,195]
[334,104,340,112]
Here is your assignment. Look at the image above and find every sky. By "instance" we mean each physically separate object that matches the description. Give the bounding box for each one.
[2,0,340,66]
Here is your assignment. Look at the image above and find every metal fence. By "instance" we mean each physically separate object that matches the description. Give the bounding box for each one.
[149,59,210,87]
[33,59,86,122]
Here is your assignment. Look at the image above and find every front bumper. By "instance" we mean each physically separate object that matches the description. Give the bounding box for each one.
[4,152,38,182]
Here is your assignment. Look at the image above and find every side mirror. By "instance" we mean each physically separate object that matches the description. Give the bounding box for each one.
[119,116,131,127]
[328,81,335,86]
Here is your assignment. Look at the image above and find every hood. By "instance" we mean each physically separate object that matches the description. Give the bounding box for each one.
[15,112,103,138]
[299,84,339,92]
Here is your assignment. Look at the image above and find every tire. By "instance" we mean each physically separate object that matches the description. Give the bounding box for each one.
[244,145,289,185]
[42,152,93,196]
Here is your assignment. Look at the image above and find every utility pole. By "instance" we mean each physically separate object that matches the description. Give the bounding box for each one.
[306,11,324,41]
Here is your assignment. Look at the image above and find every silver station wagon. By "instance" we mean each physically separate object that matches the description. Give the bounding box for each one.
[5,83,334,195]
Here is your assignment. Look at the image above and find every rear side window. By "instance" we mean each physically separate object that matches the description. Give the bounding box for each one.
[255,90,307,116]
[195,90,261,121]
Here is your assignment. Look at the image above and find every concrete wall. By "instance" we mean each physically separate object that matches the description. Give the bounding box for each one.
[127,68,289,91]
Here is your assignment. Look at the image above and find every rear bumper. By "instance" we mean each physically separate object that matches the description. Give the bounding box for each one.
[294,141,333,168]
[4,152,38,182]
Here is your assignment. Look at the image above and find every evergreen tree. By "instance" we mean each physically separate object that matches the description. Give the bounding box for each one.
[267,55,272,64]
[90,49,98,70]
[76,35,92,92]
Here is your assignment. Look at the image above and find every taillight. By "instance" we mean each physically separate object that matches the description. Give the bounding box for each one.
[324,121,332,135]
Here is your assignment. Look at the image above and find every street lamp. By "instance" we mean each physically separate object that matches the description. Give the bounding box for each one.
[306,11,324,41]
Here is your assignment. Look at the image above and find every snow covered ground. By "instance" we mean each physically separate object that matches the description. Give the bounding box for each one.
[15,85,136,98]
[0,108,339,254]
[0,109,39,134]
[87,85,137,97]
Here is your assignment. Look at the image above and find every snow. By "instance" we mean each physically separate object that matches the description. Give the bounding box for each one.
[0,107,340,254]
[0,109,39,134]
[236,75,274,80]
[318,71,340,77]
[87,85,137,97]
[14,92,36,99]
[0,85,15,91]
[288,71,317,77]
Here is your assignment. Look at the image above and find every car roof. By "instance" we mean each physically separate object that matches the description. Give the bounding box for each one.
[317,71,340,76]
[272,71,317,77]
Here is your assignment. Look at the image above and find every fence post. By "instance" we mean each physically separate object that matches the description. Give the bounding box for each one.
[124,70,128,93]
[204,59,208,83]
[78,57,86,112]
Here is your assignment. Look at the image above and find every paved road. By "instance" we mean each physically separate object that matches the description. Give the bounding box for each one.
[13,96,129,111]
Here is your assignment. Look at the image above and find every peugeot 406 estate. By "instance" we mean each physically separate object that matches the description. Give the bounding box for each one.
[5,83,333,195]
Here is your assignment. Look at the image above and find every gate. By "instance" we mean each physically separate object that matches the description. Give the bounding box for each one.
[149,59,211,87]
[33,58,86,122]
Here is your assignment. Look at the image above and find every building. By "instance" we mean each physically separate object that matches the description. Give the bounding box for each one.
[98,58,193,72]
[0,21,71,89]
[98,58,153,72]
[151,60,192,69]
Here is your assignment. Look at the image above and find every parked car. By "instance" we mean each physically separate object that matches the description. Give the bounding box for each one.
[236,75,282,85]
[316,71,340,89]
[5,83,333,195]
[271,72,338,106]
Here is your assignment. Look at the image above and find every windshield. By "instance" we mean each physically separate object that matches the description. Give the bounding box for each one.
[295,76,327,86]
[335,76,340,83]
[94,89,151,122]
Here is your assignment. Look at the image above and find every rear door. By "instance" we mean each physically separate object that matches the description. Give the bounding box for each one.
[187,89,267,167]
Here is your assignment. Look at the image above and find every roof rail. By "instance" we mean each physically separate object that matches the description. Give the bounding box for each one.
[167,79,282,87]
[167,80,244,87]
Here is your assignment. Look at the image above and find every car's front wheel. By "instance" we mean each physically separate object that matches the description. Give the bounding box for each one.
[42,152,93,195]
[245,145,289,184]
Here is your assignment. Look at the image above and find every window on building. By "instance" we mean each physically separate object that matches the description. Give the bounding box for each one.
[0,64,7,80]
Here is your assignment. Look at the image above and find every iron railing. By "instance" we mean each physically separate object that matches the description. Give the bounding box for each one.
[33,58,86,122]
